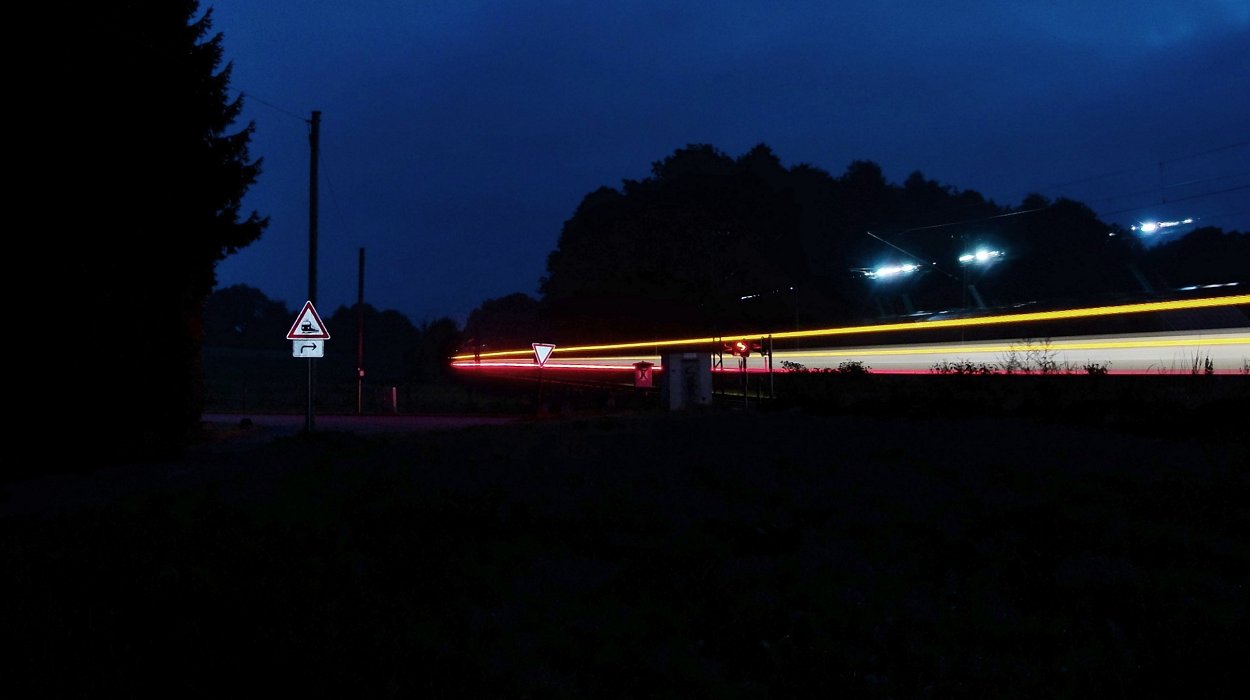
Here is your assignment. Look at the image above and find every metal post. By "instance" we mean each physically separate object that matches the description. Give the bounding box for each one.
[767,335,774,400]
[308,111,320,306]
[306,359,314,432]
[356,247,365,414]
[305,110,321,434]
[537,366,545,414]
[741,356,748,409]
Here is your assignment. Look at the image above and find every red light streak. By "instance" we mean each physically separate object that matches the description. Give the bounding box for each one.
[451,360,663,372]
[451,294,1250,360]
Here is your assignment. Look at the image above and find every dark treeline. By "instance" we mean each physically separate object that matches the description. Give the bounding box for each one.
[203,284,461,388]
[469,144,1249,349]
[22,1,1246,468]
[194,140,1250,394]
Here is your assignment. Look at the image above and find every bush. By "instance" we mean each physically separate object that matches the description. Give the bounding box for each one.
[931,360,996,375]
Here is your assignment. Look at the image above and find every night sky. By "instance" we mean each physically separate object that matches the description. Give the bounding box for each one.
[207,1,1250,327]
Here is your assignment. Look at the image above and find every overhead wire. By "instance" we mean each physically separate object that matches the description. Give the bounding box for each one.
[868,138,1250,243]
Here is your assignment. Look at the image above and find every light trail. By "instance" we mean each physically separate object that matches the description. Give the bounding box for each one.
[769,328,1250,374]
[453,328,1250,375]
[451,294,1250,361]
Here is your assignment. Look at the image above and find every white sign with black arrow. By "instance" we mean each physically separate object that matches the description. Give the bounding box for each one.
[293,340,325,357]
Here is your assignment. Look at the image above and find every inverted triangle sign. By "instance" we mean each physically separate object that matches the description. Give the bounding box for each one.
[287,301,331,340]
[532,343,555,366]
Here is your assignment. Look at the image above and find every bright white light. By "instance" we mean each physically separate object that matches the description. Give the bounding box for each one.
[958,249,1003,265]
[1178,282,1238,292]
[869,263,921,279]
[1133,217,1192,234]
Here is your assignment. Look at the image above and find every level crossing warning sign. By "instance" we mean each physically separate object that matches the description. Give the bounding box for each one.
[287,301,331,340]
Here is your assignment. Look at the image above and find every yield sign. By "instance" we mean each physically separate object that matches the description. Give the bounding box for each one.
[532,343,556,366]
[287,301,331,340]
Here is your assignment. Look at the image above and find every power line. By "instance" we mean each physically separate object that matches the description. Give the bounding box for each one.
[1163,171,1250,191]
[864,140,1247,240]
[1079,171,1250,207]
[1167,140,1250,163]
[1032,139,1250,194]
[231,88,308,123]
[866,230,926,262]
[901,207,1047,234]
[1096,184,1250,218]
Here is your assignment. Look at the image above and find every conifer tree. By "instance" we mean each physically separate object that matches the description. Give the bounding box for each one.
[36,1,266,463]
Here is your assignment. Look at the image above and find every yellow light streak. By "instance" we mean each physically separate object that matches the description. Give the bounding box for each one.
[449,294,1250,360]
[793,336,1250,358]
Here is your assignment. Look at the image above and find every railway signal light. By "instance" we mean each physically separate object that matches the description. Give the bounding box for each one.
[725,339,763,357]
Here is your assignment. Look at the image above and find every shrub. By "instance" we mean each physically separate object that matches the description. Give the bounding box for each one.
[998,338,1057,374]
[832,360,871,375]
[1190,353,1215,376]
[931,360,996,375]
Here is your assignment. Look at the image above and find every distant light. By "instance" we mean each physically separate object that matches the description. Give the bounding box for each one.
[1132,217,1193,234]
[959,249,1003,265]
[869,262,921,279]
[1177,282,1238,292]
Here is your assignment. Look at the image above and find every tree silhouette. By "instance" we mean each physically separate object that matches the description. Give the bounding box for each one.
[409,317,463,384]
[324,304,421,385]
[541,144,799,342]
[525,143,1180,347]
[1136,226,1249,289]
[39,1,266,464]
[204,284,293,349]
[465,293,546,352]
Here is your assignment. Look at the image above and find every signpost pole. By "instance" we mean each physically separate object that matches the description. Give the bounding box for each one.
[532,343,555,415]
[287,301,330,435]
[306,358,315,433]
[537,365,544,414]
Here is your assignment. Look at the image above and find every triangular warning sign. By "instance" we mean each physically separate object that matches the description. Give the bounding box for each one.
[287,301,331,340]
[532,343,555,366]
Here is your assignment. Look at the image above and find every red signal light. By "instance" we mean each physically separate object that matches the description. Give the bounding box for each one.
[724,339,764,358]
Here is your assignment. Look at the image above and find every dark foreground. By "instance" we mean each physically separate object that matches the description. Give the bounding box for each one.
[5,406,1248,697]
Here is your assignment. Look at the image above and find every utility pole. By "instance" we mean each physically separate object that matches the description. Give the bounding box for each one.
[305,110,321,433]
[308,110,320,305]
[356,247,365,414]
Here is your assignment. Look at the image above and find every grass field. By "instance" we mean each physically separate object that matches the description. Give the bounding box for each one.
[5,383,1249,697]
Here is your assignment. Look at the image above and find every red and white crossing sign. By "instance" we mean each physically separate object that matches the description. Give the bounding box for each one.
[287,301,330,340]
[532,343,555,366]
[633,361,654,388]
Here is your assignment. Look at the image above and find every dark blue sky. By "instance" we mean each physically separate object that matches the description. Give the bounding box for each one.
[207,1,1250,327]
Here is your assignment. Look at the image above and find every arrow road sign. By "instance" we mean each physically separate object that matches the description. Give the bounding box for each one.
[293,340,325,358]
